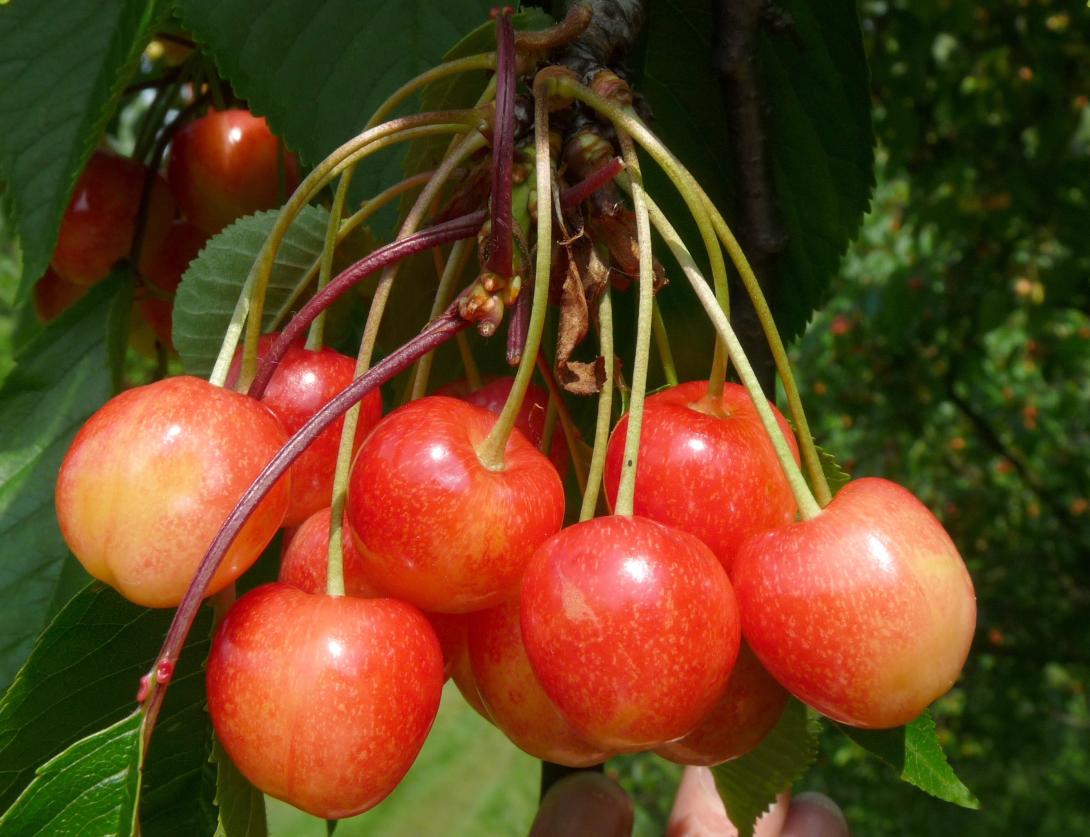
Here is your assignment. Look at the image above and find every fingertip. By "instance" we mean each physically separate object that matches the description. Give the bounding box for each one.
[780,791,849,837]
[530,772,633,837]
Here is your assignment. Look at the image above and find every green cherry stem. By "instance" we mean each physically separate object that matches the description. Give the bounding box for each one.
[475,76,555,471]
[567,79,830,506]
[612,130,655,518]
[651,298,679,388]
[642,193,821,520]
[533,353,588,494]
[367,53,497,129]
[306,168,354,351]
[268,170,436,332]
[579,286,615,522]
[411,238,475,400]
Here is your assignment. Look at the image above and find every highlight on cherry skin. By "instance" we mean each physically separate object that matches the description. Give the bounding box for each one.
[604,380,801,575]
[731,476,978,729]
[206,583,444,819]
[167,108,301,235]
[520,514,741,752]
[346,395,565,613]
[55,376,290,607]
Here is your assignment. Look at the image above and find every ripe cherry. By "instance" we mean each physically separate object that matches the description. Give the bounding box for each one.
[168,109,300,234]
[139,220,207,349]
[732,478,977,728]
[520,515,740,751]
[206,583,443,819]
[33,268,88,323]
[346,396,565,613]
[468,599,609,766]
[604,381,800,574]
[55,376,290,607]
[52,151,175,286]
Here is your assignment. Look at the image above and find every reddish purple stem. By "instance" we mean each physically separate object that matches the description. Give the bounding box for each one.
[140,308,469,747]
[506,274,532,365]
[562,157,625,208]
[248,210,485,399]
[485,10,517,279]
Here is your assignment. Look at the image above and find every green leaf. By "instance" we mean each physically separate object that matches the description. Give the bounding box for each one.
[837,710,980,809]
[635,0,874,358]
[402,9,554,179]
[212,737,267,837]
[174,0,496,205]
[172,207,329,377]
[817,443,851,496]
[0,583,212,814]
[712,699,820,837]
[0,274,129,690]
[0,710,143,836]
[0,0,168,301]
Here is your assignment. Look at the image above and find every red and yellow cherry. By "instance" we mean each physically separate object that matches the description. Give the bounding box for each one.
[279,507,378,598]
[55,376,290,607]
[731,477,977,729]
[468,598,610,766]
[603,381,800,575]
[52,151,175,286]
[655,642,789,766]
[168,109,300,234]
[449,625,491,722]
[33,268,88,323]
[520,515,741,751]
[439,377,568,476]
[206,583,444,819]
[346,396,565,613]
[139,220,207,349]
[256,342,383,526]
[278,507,463,679]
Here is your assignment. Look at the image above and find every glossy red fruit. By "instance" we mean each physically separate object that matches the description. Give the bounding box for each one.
[52,151,175,286]
[449,624,491,722]
[438,377,568,476]
[656,642,789,766]
[468,599,610,766]
[139,220,207,348]
[732,477,977,729]
[33,268,88,323]
[257,343,383,526]
[279,507,379,598]
[55,376,290,607]
[168,109,300,234]
[604,381,800,575]
[520,515,741,751]
[346,396,565,613]
[207,583,443,819]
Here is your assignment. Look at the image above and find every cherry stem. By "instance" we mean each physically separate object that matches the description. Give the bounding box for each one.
[652,298,679,387]
[248,209,485,399]
[140,309,470,749]
[456,333,484,390]
[561,78,831,506]
[516,4,593,51]
[534,353,588,494]
[642,193,822,520]
[367,54,497,129]
[306,168,354,351]
[485,9,516,279]
[560,156,625,207]
[268,171,436,332]
[208,110,482,387]
[579,286,615,521]
[475,75,555,471]
[506,274,531,365]
[411,238,475,400]
[612,131,655,518]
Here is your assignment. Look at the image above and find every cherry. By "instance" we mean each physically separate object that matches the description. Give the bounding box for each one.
[255,342,383,526]
[346,396,565,613]
[51,151,175,286]
[520,515,741,751]
[438,376,568,476]
[55,376,290,607]
[731,477,977,728]
[168,109,300,234]
[655,642,789,766]
[467,598,610,766]
[33,267,88,323]
[139,220,208,349]
[206,583,443,819]
[603,381,800,574]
